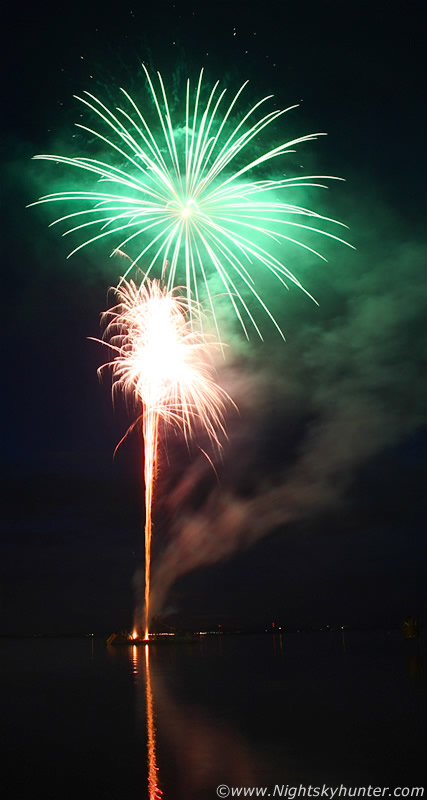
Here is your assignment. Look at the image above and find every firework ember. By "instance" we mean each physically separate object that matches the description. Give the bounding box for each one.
[98,277,231,639]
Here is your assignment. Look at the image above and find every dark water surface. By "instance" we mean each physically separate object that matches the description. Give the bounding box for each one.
[2,632,426,798]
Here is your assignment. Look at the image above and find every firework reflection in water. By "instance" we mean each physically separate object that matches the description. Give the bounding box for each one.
[98,277,231,638]
[130,642,260,797]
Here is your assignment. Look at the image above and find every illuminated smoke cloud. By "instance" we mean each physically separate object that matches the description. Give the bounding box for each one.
[149,232,427,616]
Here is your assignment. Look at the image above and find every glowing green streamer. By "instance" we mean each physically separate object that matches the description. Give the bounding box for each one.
[31,64,353,338]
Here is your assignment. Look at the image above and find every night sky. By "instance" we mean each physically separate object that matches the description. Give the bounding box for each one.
[2,0,426,635]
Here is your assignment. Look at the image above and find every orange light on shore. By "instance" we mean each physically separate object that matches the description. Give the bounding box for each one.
[98,277,232,640]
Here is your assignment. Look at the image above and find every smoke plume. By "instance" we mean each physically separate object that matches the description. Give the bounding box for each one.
[148,216,427,619]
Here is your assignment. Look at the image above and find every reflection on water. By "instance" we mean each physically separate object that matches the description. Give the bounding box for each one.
[272,632,284,658]
[407,644,424,682]
[126,632,427,794]
[131,642,262,799]
[145,647,162,800]
[3,632,425,798]
[132,645,162,798]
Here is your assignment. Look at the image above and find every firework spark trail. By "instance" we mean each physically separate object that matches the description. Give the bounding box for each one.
[98,277,231,638]
[143,408,158,641]
[31,66,354,338]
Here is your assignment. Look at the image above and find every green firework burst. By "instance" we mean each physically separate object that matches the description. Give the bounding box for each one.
[31,65,353,338]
